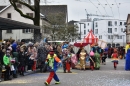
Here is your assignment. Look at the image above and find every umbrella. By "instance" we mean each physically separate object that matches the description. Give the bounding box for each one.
[74,42,89,47]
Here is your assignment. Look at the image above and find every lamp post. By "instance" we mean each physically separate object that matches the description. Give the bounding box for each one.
[79,23,85,40]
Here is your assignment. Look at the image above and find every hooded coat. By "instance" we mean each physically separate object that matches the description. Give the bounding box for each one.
[125,49,130,70]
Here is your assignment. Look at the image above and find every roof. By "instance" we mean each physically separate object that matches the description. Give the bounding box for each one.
[83,30,98,43]
[0,4,45,18]
[40,5,68,23]
[0,17,40,30]
[0,4,11,13]
[0,6,6,11]
[85,30,96,39]
[126,14,130,24]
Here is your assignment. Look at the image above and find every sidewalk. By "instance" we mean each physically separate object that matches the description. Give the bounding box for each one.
[0,69,39,82]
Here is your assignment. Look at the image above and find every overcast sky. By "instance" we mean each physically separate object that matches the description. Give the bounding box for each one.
[1,0,130,21]
[41,0,130,21]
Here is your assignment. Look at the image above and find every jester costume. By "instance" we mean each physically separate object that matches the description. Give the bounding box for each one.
[44,50,61,86]
[125,49,130,70]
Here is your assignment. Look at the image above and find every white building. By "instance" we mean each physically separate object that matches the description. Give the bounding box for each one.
[0,4,47,41]
[94,19,126,47]
[0,4,68,42]
[74,18,126,47]
[74,19,93,42]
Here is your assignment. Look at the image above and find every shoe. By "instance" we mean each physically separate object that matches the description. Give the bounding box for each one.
[44,81,49,86]
[68,71,72,73]
[55,81,60,84]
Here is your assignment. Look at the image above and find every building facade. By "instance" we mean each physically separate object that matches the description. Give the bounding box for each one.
[74,18,126,47]
[0,4,68,42]
[74,19,93,42]
[94,19,126,47]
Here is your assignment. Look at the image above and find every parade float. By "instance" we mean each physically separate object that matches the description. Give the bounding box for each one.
[72,30,99,69]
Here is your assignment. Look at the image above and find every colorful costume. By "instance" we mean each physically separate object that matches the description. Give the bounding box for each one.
[111,50,118,69]
[44,51,61,85]
[79,49,86,70]
[125,49,130,70]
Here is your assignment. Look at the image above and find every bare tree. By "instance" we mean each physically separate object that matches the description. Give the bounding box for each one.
[9,0,41,42]
[44,12,79,41]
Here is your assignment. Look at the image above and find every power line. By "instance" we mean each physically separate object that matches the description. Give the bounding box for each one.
[89,0,102,15]
[105,0,114,18]
[97,0,108,16]
[115,0,120,19]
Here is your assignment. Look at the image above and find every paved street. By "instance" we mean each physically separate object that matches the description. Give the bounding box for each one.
[0,58,130,86]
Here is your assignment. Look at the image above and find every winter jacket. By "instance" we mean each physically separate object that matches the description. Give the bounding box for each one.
[3,55,11,66]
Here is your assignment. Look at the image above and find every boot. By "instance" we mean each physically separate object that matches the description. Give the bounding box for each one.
[13,74,17,78]
[22,72,24,76]
[68,70,72,73]
[91,66,94,71]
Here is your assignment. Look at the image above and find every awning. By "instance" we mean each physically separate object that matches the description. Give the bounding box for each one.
[83,29,98,44]
[0,17,40,30]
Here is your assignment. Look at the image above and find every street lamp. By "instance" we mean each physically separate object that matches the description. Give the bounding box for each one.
[79,23,85,40]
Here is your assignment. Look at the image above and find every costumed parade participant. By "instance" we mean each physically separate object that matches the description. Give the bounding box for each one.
[37,42,49,72]
[102,50,107,65]
[62,48,72,73]
[44,50,61,86]
[111,48,118,70]
[89,50,95,71]
[91,43,101,70]
[125,49,130,70]
[79,48,87,70]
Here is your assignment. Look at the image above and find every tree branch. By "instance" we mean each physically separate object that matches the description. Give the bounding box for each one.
[9,0,34,21]
[18,1,35,11]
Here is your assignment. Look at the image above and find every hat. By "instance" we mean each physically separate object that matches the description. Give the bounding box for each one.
[49,52,54,55]
[50,49,54,52]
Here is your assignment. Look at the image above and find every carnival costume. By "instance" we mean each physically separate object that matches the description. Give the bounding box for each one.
[125,49,130,70]
[79,49,86,70]
[44,50,61,86]
[111,49,118,70]
[62,49,72,73]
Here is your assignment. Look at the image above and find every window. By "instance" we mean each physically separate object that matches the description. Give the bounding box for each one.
[88,23,89,26]
[111,35,113,39]
[121,28,123,32]
[120,22,122,26]
[115,28,117,32]
[115,21,117,26]
[108,21,112,26]
[22,29,33,33]
[7,13,11,18]
[99,35,102,39]
[95,22,98,27]
[95,29,98,34]
[120,36,122,39]
[108,35,111,39]
[84,30,86,34]
[6,30,12,33]
[124,22,126,25]
[26,13,33,17]
[117,35,119,39]
[84,24,86,28]
[108,28,112,33]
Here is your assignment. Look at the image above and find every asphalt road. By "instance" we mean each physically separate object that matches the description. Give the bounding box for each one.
[0,58,130,86]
